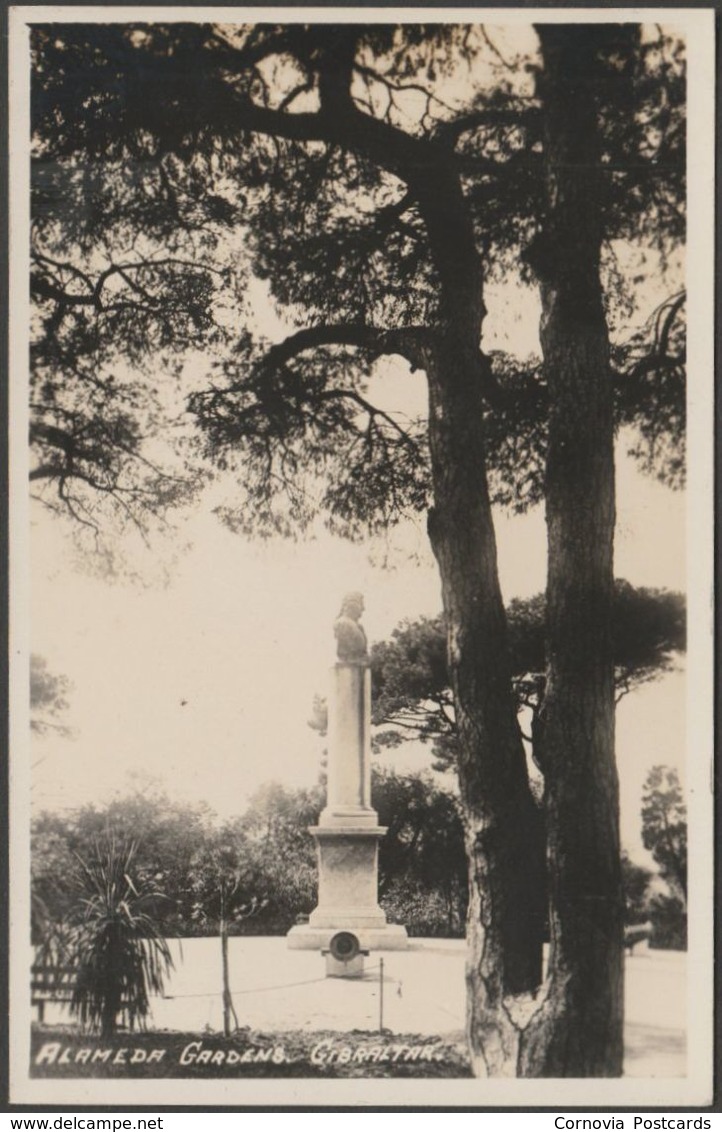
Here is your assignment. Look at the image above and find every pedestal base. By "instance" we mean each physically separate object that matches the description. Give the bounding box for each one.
[325,953,366,978]
[287,923,409,951]
[286,659,408,953]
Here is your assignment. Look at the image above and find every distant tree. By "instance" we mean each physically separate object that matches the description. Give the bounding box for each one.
[31,789,215,935]
[610,585,687,703]
[30,654,73,738]
[30,782,320,946]
[648,893,686,951]
[371,582,685,771]
[86,788,215,932]
[234,782,320,931]
[373,769,468,936]
[620,852,653,926]
[240,782,322,849]
[641,766,687,902]
[638,766,687,951]
[370,616,452,761]
[31,822,78,956]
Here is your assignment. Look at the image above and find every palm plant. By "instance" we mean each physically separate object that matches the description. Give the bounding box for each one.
[69,833,173,1037]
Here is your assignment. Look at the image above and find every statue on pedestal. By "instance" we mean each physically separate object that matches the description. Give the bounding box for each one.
[333,592,368,664]
[286,590,408,954]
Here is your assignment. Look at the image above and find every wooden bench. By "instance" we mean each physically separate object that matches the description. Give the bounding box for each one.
[31,962,136,1025]
[31,963,77,1023]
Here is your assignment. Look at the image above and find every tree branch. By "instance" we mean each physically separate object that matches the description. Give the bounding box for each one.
[259,322,434,373]
[433,104,540,147]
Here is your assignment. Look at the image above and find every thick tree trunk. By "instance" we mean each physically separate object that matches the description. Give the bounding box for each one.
[520,26,624,1077]
[316,28,545,1073]
[402,129,546,1072]
[425,334,546,1075]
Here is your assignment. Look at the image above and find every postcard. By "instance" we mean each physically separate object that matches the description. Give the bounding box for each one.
[8,5,715,1108]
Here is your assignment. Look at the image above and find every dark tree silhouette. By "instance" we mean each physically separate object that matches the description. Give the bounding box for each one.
[641,765,687,902]
[373,768,468,936]
[371,583,686,771]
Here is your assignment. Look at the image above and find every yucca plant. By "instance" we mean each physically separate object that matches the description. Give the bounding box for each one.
[69,834,173,1038]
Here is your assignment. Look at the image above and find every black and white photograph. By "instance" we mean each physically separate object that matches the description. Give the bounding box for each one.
[8,5,715,1107]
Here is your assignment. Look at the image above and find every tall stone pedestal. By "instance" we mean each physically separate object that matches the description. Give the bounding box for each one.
[287,661,408,951]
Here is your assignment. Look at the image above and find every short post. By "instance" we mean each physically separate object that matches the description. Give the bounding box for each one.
[379,957,384,1033]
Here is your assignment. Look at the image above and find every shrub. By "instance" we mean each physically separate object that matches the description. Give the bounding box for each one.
[68,835,173,1036]
[649,892,687,951]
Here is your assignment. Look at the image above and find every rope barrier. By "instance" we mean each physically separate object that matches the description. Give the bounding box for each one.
[161,963,383,1000]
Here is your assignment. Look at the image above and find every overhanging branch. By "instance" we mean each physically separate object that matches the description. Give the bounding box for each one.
[259,322,434,373]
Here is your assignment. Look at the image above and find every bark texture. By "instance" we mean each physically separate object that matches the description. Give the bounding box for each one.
[420,166,546,1069]
[520,26,624,1077]
[426,339,546,1074]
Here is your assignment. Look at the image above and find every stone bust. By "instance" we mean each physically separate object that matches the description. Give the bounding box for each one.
[334,592,368,664]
